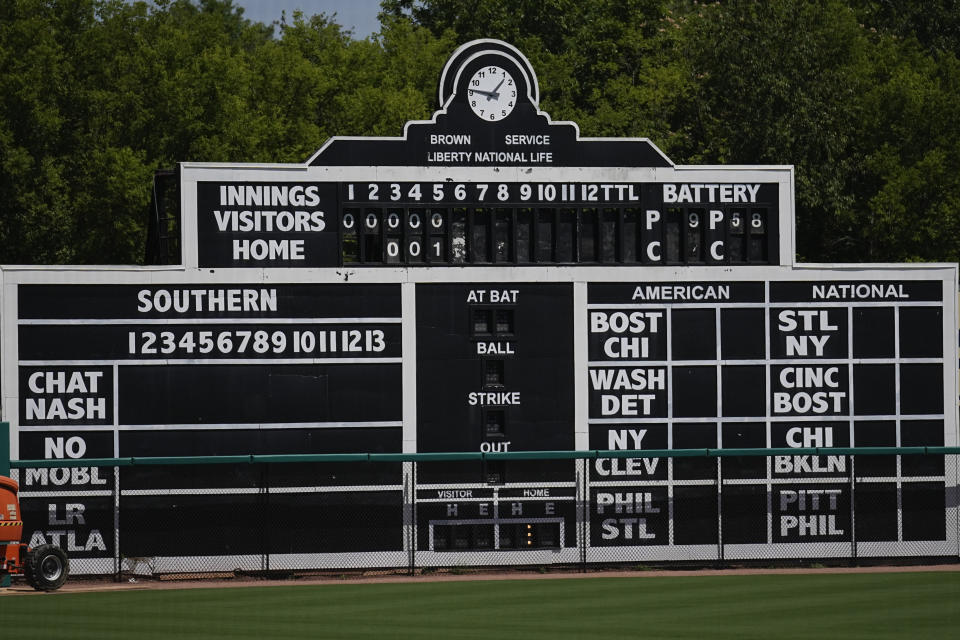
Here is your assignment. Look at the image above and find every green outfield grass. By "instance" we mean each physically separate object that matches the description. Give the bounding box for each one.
[1,572,958,639]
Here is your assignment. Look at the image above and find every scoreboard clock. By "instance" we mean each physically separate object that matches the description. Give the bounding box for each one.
[467,64,517,121]
[2,39,956,574]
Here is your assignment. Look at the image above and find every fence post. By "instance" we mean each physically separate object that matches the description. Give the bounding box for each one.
[955,453,960,560]
[848,454,857,564]
[716,454,724,567]
[1,421,10,588]
[407,461,415,576]
[579,458,587,573]
[114,465,121,583]
[261,463,270,574]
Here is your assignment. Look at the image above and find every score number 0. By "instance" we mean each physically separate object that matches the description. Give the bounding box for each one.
[342,209,446,260]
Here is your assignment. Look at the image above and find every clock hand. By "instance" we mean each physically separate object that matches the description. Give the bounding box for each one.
[470,88,498,98]
[483,79,505,101]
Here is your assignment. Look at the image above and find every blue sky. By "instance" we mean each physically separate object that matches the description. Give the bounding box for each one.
[234,0,383,37]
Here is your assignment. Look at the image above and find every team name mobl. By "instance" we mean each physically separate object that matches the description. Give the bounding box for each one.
[136,288,278,313]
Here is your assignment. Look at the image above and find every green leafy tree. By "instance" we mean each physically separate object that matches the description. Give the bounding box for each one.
[677,1,960,262]
[851,0,960,57]
[0,0,279,263]
[0,0,456,263]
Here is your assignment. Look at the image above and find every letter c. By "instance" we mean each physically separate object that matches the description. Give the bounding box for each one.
[28,372,45,394]
[603,337,621,358]
[710,240,724,260]
[786,427,803,447]
[646,241,661,261]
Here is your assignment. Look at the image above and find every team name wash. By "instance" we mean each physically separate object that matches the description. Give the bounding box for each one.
[213,185,328,261]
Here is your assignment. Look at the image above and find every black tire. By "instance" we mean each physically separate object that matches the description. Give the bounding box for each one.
[24,544,69,591]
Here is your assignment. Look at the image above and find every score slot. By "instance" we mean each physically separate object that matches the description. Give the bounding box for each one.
[342,207,448,264]
[340,204,772,266]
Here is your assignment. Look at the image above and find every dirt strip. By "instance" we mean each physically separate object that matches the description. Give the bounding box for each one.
[3,563,959,596]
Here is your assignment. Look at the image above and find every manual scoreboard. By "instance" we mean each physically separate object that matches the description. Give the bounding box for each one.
[2,40,956,572]
[199,179,780,267]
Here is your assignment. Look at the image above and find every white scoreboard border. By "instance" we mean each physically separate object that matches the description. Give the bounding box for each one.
[1,261,957,567]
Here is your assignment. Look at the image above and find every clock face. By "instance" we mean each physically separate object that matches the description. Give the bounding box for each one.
[468,65,517,122]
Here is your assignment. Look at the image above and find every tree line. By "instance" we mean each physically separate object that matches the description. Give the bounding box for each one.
[1,0,957,264]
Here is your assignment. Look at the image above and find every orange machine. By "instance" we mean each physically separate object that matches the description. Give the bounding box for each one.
[1,475,69,590]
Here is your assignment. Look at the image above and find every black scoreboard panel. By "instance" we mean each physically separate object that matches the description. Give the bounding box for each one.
[586,278,952,559]
[339,182,779,267]
[415,283,575,484]
[416,486,577,555]
[14,282,407,570]
[194,180,781,268]
[7,271,957,570]
[413,274,953,561]
[414,282,578,558]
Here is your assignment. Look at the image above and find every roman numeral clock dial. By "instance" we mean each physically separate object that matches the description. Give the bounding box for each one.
[468,65,516,122]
